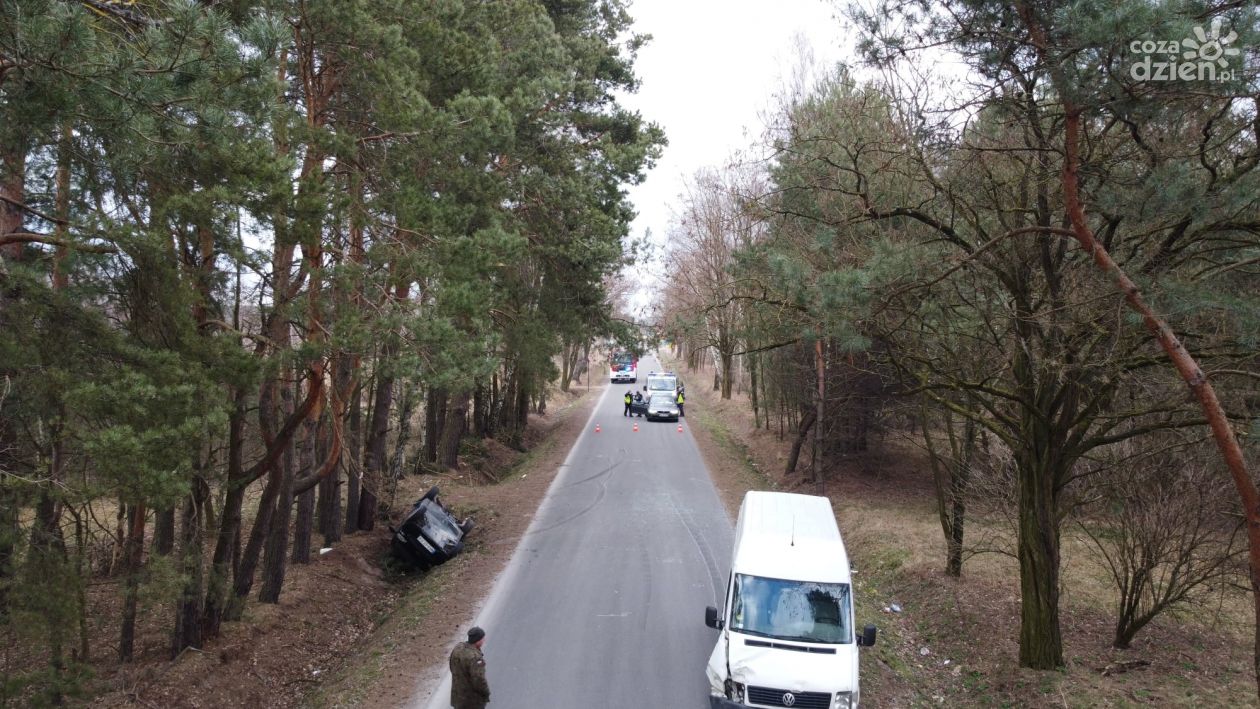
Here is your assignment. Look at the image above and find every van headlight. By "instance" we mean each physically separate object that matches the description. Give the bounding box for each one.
[834,691,854,708]
[724,678,745,702]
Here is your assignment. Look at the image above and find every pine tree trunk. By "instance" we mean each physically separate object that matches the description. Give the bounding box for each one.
[358,369,394,532]
[71,510,89,662]
[257,430,297,604]
[425,387,444,465]
[749,353,760,429]
[473,381,487,437]
[0,147,25,261]
[1015,443,1064,669]
[388,385,415,493]
[229,378,293,618]
[172,478,208,656]
[203,391,246,639]
[560,342,573,393]
[438,391,469,469]
[29,434,69,701]
[294,418,320,563]
[945,418,975,578]
[0,476,17,618]
[785,409,816,476]
[292,485,315,564]
[812,338,825,484]
[317,389,341,546]
[510,376,529,449]
[152,508,175,556]
[720,351,734,399]
[318,462,340,547]
[118,502,146,662]
[344,382,362,534]
[946,482,967,578]
[498,365,518,434]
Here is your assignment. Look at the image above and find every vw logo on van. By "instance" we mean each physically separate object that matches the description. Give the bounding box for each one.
[782,693,796,706]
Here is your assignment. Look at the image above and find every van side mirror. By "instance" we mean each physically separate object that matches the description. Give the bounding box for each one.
[705,606,723,629]
[858,624,877,647]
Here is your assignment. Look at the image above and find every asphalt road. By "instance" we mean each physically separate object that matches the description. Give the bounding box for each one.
[417,353,733,709]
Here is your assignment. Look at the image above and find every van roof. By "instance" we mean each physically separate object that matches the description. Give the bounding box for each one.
[732,491,850,584]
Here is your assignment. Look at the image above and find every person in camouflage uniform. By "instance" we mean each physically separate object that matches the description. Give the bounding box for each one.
[449,626,490,708]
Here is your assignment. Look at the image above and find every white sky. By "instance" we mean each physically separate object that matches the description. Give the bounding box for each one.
[617,0,855,315]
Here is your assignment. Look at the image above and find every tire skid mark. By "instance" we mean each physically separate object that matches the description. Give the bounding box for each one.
[666,491,724,607]
[637,527,653,633]
[562,450,625,488]
[528,448,625,535]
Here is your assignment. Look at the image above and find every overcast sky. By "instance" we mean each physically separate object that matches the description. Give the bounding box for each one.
[617,0,854,312]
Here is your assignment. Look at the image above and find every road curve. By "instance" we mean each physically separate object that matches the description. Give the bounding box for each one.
[415,354,733,709]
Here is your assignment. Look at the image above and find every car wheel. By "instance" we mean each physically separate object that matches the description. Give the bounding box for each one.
[421,486,440,503]
[459,517,475,535]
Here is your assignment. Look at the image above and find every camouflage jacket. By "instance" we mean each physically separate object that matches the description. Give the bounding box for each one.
[449,641,490,709]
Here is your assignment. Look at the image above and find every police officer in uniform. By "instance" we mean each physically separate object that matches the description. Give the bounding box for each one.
[623,390,632,416]
[449,626,490,708]
[676,388,685,417]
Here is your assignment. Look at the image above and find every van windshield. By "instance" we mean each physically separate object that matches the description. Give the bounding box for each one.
[730,574,852,644]
[647,377,676,392]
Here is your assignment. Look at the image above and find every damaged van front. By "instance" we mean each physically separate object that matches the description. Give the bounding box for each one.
[704,492,876,708]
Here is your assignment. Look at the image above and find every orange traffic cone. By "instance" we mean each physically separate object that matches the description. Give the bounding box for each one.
[633,422,638,432]
[677,423,683,433]
[595,423,601,433]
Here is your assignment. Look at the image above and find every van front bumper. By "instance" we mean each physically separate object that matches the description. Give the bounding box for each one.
[709,698,744,709]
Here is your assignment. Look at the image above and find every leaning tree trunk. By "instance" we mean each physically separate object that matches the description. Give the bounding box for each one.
[784,408,816,476]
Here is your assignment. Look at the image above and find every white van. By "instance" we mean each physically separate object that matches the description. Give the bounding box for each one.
[704,491,876,709]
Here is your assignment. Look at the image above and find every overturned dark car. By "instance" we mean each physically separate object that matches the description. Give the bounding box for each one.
[390,487,474,570]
